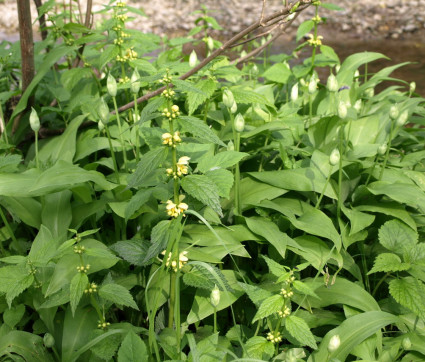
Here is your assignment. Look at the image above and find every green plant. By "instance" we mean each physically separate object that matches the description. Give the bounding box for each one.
[0,0,425,361]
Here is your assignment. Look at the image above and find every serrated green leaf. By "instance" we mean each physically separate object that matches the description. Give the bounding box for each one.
[285,315,317,349]
[118,331,148,362]
[181,175,222,217]
[368,253,411,274]
[90,330,122,361]
[84,247,120,263]
[238,283,273,307]
[296,20,315,41]
[125,189,152,220]
[178,116,225,146]
[173,79,207,95]
[187,78,217,115]
[252,294,285,323]
[39,287,70,309]
[183,263,231,291]
[111,240,149,266]
[99,283,139,310]
[127,147,168,188]
[0,256,27,264]
[205,168,234,199]
[142,220,172,265]
[321,2,343,10]
[261,255,286,277]
[244,336,274,360]
[198,151,249,173]
[0,265,34,308]
[231,88,271,105]
[3,304,25,328]
[138,97,165,125]
[379,219,418,255]
[0,154,22,172]
[28,225,57,266]
[70,272,88,316]
[389,277,425,320]
[292,280,319,298]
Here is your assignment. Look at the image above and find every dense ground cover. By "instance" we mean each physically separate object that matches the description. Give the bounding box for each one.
[0,1,425,361]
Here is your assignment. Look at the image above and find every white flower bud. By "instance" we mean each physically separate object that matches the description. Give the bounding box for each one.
[328,335,341,353]
[299,78,306,87]
[223,89,235,109]
[402,336,411,350]
[251,64,259,75]
[130,68,140,94]
[107,73,117,97]
[396,110,408,127]
[43,333,55,348]
[335,64,341,73]
[354,99,362,113]
[338,101,347,119]
[210,285,220,308]
[364,87,374,98]
[230,101,237,114]
[409,82,416,94]
[308,79,317,94]
[189,50,198,68]
[389,105,399,120]
[291,83,299,102]
[207,36,214,51]
[98,121,105,131]
[329,148,340,166]
[227,140,234,151]
[234,113,245,133]
[354,70,360,79]
[327,74,338,92]
[377,143,387,156]
[98,97,110,125]
[30,107,40,132]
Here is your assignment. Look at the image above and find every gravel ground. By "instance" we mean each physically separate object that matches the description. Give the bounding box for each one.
[2,0,425,41]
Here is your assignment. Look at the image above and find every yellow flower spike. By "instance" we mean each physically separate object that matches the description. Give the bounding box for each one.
[162,133,173,146]
[178,202,188,214]
[173,131,182,143]
[171,105,179,113]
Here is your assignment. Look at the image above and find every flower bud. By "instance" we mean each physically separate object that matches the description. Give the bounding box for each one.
[107,73,117,97]
[329,148,340,166]
[354,99,362,113]
[98,97,110,125]
[189,50,198,67]
[335,64,340,73]
[389,105,399,120]
[327,74,338,92]
[207,36,214,51]
[328,335,340,353]
[354,70,360,79]
[210,285,220,308]
[396,110,408,127]
[234,113,245,133]
[30,107,40,132]
[409,82,416,94]
[402,336,411,350]
[222,89,235,109]
[227,140,234,151]
[252,64,259,75]
[338,101,347,119]
[291,83,299,102]
[364,87,374,98]
[299,78,306,87]
[308,79,317,94]
[130,68,140,94]
[377,143,387,156]
[43,333,55,348]
[230,101,237,114]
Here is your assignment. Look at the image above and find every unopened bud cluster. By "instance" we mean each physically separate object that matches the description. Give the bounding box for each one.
[76,264,90,273]
[161,250,189,272]
[84,282,97,294]
[162,105,180,121]
[162,89,176,99]
[280,287,294,298]
[307,34,323,47]
[98,320,111,329]
[267,331,282,344]
[158,73,172,84]
[116,48,137,62]
[278,306,291,318]
[73,245,85,254]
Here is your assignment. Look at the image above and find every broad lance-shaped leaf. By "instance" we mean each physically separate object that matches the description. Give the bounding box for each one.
[127,147,168,188]
[99,283,139,310]
[205,169,234,199]
[178,116,225,146]
[252,294,285,323]
[124,189,152,221]
[70,272,88,316]
[285,315,317,349]
[389,277,425,320]
[117,331,148,362]
[187,78,217,115]
[181,175,223,217]
[198,151,249,173]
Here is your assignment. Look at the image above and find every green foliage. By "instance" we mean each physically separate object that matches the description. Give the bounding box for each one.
[1,1,425,360]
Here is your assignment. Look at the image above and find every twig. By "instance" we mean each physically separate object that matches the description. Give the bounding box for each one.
[230,22,281,48]
[260,0,267,26]
[116,1,312,113]
[33,0,48,41]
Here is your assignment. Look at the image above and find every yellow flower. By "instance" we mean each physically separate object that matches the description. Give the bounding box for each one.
[162,132,173,146]
[165,200,188,218]
[161,250,189,272]
[176,156,190,176]
[173,131,181,143]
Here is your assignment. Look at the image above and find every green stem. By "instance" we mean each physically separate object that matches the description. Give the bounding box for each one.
[112,96,128,171]
[337,123,344,221]
[372,272,390,297]
[105,126,120,183]
[359,241,370,292]
[379,121,395,181]
[133,94,140,162]
[213,307,217,334]
[365,155,378,186]
[0,205,18,247]
[310,5,319,72]
[234,131,241,216]
[315,166,333,209]
[90,294,104,321]
[168,270,176,328]
[35,132,39,169]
